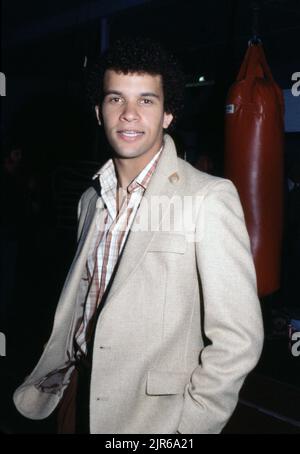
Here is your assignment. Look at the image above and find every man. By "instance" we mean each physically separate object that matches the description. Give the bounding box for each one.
[14,38,264,434]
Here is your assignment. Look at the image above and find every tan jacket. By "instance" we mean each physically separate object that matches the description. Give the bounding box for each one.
[14,134,264,434]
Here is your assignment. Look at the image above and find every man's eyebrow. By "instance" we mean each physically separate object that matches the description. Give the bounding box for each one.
[140,92,160,99]
[103,90,123,97]
[103,90,160,99]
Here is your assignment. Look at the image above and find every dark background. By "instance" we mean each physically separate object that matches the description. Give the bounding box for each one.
[1,0,300,433]
[2,0,300,165]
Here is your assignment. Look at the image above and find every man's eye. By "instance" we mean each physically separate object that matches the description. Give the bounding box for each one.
[140,98,153,105]
[109,97,122,103]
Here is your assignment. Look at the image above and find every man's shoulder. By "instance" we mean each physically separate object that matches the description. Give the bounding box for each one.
[77,185,99,229]
[77,185,99,219]
[177,157,234,196]
[80,185,98,205]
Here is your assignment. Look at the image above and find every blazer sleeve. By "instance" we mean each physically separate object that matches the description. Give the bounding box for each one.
[178,179,264,434]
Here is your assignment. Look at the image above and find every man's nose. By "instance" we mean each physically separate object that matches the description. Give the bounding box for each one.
[120,102,139,122]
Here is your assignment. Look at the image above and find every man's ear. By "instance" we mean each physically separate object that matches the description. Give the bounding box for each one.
[95,105,101,126]
[163,112,173,129]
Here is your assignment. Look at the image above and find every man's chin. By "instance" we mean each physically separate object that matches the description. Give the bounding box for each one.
[113,149,143,159]
[108,139,142,158]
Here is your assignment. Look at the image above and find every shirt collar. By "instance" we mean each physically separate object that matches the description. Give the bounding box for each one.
[92,144,163,196]
[127,146,162,193]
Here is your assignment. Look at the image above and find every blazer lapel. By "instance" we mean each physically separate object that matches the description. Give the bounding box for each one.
[102,134,182,305]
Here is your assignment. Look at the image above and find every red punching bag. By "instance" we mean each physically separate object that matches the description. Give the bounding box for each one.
[224,43,284,297]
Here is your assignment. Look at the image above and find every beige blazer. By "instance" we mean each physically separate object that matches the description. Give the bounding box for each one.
[14,134,264,434]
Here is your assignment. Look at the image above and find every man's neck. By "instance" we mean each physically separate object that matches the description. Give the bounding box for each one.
[113,147,161,189]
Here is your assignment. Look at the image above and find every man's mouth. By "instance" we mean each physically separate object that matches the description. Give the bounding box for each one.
[118,129,144,137]
[117,130,145,140]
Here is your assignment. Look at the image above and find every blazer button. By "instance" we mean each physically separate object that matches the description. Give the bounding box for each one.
[169,172,179,184]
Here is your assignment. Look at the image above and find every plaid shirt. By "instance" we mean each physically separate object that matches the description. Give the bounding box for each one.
[74,148,162,358]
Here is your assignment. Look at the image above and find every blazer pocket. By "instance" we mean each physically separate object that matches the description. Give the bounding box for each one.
[146,370,189,396]
[147,233,186,254]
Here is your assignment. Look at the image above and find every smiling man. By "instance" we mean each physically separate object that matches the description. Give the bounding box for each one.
[96,69,173,191]
[14,37,264,434]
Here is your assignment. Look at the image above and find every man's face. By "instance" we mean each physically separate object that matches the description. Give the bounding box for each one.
[96,70,173,161]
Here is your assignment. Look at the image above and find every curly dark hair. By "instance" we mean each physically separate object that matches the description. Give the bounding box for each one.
[86,37,185,128]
